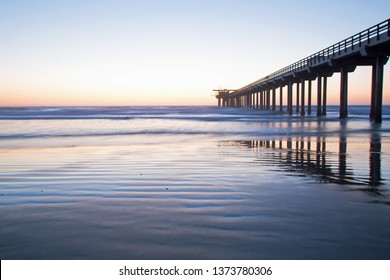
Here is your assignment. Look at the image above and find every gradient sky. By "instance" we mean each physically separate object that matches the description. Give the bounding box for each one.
[0,0,389,106]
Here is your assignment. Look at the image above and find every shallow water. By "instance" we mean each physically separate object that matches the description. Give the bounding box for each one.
[1,106,390,259]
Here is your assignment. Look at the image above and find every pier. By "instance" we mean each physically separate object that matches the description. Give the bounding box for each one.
[215,19,390,122]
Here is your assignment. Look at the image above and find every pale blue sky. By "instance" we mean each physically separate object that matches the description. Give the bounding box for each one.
[0,0,389,105]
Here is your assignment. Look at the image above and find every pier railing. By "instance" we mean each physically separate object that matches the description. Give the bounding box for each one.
[237,18,390,93]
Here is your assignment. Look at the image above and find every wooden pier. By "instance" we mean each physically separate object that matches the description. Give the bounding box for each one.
[215,19,390,122]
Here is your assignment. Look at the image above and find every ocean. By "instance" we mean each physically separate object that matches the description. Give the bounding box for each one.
[1,105,390,259]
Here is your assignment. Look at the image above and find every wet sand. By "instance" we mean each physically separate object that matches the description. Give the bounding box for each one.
[1,106,390,259]
[1,136,390,259]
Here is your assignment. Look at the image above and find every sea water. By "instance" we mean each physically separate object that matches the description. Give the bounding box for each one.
[1,106,390,259]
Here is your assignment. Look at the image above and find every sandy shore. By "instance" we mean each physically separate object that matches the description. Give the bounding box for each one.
[1,133,390,259]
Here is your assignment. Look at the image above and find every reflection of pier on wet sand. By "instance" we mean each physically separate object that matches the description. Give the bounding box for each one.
[220,133,387,201]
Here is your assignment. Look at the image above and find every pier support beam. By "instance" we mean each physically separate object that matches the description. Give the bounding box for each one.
[308,80,312,115]
[263,91,266,109]
[266,89,270,110]
[371,56,386,123]
[280,86,283,112]
[260,91,264,110]
[296,83,300,113]
[370,65,377,119]
[300,79,305,116]
[272,88,276,111]
[288,82,293,115]
[322,77,327,116]
[317,75,322,117]
[340,67,348,119]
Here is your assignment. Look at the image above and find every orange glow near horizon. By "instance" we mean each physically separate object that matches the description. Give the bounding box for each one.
[1,65,388,107]
[0,88,215,106]
[0,2,389,107]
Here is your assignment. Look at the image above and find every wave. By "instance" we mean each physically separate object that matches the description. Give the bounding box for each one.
[1,105,390,118]
[1,106,390,142]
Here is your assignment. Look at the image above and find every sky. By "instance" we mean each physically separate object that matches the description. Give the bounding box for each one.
[0,0,389,106]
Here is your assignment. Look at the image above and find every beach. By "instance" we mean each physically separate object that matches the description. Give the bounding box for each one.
[1,106,390,259]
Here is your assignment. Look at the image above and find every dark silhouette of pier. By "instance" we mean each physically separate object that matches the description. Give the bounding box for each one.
[215,19,390,122]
